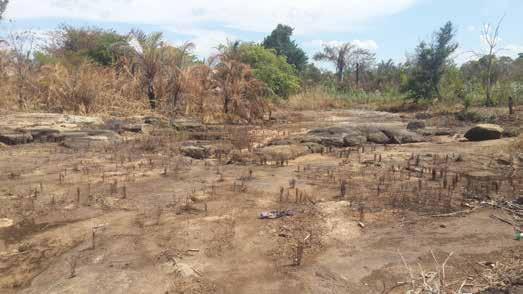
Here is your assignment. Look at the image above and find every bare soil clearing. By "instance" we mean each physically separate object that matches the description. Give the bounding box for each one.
[0,109,521,294]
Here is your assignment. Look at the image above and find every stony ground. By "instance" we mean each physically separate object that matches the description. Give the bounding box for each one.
[0,109,521,294]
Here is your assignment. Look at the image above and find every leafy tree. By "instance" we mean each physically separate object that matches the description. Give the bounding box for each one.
[112,30,167,109]
[369,59,405,92]
[0,0,8,20]
[47,26,128,66]
[214,41,268,118]
[351,48,375,87]
[300,63,324,87]
[236,43,300,98]
[313,42,355,83]
[404,21,458,101]
[263,24,308,72]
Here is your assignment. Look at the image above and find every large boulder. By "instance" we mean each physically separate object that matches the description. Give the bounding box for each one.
[380,128,425,144]
[343,133,367,146]
[257,144,310,162]
[180,145,210,159]
[304,125,426,147]
[407,120,426,130]
[302,142,324,153]
[359,126,391,144]
[464,124,504,141]
[304,127,351,147]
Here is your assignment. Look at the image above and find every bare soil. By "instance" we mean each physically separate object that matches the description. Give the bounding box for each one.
[0,109,521,294]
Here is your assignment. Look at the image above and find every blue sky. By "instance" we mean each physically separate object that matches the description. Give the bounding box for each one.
[2,0,522,67]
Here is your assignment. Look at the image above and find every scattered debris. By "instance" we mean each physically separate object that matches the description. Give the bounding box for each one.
[259,210,295,219]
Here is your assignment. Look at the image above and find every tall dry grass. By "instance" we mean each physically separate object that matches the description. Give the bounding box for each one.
[0,52,268,122]
[286,87,350,110]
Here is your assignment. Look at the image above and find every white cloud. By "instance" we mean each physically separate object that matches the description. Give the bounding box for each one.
[6,0,417,34]
[351,39,379,51]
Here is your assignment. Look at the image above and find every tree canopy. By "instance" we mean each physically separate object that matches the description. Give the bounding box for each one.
[0,0,8,20]
[404,21,458,100]
[233,43,300,98]
[46,26,128,66]
[313,43,355,83]
[263,24,308,72]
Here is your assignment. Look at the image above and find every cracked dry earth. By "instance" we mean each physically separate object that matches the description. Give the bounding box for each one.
[0,109,521,294]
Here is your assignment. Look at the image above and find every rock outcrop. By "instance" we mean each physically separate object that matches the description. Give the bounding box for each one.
[464,124,504,141]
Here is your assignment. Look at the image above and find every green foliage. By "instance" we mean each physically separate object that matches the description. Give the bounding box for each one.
[262,24,308,72]
[47,25,128,66]
[439,66,465,102]
[237,43,300,98]
[314,43,355,83]
[300,63,324,87]
[404,21,458,101]
[0,0,7,20]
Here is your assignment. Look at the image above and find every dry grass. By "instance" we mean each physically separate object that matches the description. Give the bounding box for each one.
[0,50,269,121]
[286,87,350,110]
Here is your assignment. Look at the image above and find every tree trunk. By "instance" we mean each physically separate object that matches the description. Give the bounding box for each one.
[485,54,494,107]
[224,93,231,114]
[355,63,360,87]
[147,81,156,110]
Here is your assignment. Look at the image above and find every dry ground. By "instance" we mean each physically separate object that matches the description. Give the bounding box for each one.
[0,109,521,294]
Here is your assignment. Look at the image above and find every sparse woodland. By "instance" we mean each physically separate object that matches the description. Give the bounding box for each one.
[0,16,521,121]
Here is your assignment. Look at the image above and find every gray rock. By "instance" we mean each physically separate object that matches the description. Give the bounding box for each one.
[420,128,455,136]
[305,127,352,147]
[171,119,206,132]
[180,145,210,159]
[362,127,391,144]
[415,113,432,120]
[381,128,425,144]
[464,124,504,141]
[106,119,143,133]
[407,120,426,130]
[302,142,324,153]
[0,133,33,145]
[343,134,367,146]
[257,144,310,162]
[61,135,113,149]
[121,124,143,133]
[305,125,426,147]
[268,138,298,146]
[26,128,61,142]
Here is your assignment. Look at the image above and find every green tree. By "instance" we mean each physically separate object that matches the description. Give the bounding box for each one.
[263,24,308,72]
[404,21,458,101]
[112,30,167,109]
[47,26,127,66]
[0,0,8,20]
[236,43,300,98]
[313,42,355,83]
[351,48,375,87]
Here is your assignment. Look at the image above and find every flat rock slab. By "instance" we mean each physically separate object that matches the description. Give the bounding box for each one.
[0,113,103,131]
[0,113,122,146]
[302,125,426,147]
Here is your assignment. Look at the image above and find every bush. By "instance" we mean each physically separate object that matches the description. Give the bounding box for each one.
[238,44,300,98]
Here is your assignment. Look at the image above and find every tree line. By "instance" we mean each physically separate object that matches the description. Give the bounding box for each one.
[0,0,521,118]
